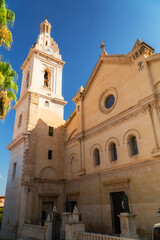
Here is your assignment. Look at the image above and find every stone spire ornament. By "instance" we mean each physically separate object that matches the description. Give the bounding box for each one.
[132,38,142,50]
[100,41,107,55]
[73,205,79,214]
[53,205,57,213]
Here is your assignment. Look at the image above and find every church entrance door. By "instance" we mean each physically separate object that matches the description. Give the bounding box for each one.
[41,201,53,226]
[111,191,124,234]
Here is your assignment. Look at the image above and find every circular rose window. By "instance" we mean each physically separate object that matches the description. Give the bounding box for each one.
[105,95,115,109]
[99,88,117,113]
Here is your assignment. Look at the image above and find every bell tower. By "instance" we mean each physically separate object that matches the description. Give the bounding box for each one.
[20,19,65,113]
[1,20,66,239]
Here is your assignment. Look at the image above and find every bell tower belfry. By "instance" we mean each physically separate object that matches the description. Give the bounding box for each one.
[39,19,52,48]
[1,20,67,239]
[20,19,66,116]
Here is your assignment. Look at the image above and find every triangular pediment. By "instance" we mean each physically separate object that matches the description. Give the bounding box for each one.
[71,38,155,103]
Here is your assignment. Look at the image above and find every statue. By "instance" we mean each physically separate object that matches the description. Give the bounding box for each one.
[100,40,106,53]
[121,192,130,213]
[65,198,70,212]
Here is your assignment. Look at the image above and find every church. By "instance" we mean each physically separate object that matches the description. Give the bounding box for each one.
[1,19,160,240]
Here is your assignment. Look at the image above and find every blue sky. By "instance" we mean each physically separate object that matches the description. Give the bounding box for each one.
[0,0,160,195]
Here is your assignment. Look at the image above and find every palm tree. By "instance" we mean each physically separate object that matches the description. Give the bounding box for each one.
[0,0,15,48]
[0,61,18,119]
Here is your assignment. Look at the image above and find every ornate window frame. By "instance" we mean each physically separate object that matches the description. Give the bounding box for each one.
[43,68,51,88]
[99,87,118,114]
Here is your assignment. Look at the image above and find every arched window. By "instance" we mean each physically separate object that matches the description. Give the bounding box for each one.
[93,148,100,166]
[45,101,49,107]
[69,154,78,174]
[70,156,76,174]
[46,41,48,46]
[110,143,117,161]
[26,72,29,88]
[129,136,138,156]
[44,70,49,87]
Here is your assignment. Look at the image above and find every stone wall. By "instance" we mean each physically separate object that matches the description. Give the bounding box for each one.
[20,224,45,240]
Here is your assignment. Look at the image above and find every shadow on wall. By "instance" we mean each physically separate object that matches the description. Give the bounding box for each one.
[23,118,65,184]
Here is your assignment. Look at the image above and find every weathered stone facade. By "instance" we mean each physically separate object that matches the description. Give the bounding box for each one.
[1,21,160,240]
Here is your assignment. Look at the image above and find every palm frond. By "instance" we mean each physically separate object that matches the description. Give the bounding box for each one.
[0,0,15,49]
[7,90,16,102]
[0,71,4,85]
[6,9,15,26]
[0,0,7,26]
[0,61,18,95]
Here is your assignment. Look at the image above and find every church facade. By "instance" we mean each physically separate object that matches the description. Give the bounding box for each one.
[1,20,160,239]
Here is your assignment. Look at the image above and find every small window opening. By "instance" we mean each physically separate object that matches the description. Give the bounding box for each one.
[46,26,48,33]
[94,148,100,166]
[44,70,49,87]
[71,156,75,164]
[45,101,49,107]
[26,72,29,88]
[49,126,54,136]
[43,25,45,32]
[46,41,48,46]
[44,71,48,79]
[12,162,17,179]
[129,136,138,156]
[110,143,117,161]
[18,114,22,128]
[48,150,52,160]
[70,156,76,174]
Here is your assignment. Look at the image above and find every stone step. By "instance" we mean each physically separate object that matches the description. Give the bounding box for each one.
[18,237,38,240]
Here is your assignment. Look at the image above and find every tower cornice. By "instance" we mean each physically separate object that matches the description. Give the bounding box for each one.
[13,90,67,110]
[21,48,65,71]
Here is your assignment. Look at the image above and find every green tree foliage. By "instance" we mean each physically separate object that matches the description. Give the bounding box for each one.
[0,0,18,120]
[0,207,3,221]
[0,62,18,119]
[0,207,3,228]
[0,0,15,48]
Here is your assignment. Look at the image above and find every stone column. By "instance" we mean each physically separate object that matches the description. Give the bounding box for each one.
[151,102,160,147]
[118,212,138,239]
[146,105,159,151]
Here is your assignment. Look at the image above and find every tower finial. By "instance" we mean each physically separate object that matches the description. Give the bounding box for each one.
[46,15,47,19]
[100,40,106,54]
